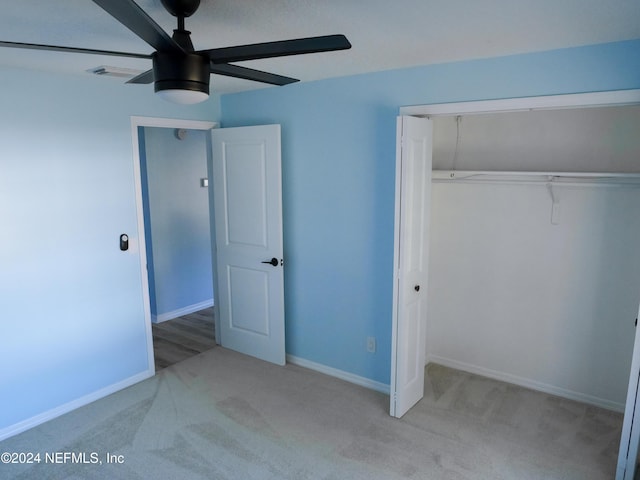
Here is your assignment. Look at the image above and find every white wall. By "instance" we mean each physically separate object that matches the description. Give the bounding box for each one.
[427,106,640,410]
[433,105,640,172]
[427,181,640,409]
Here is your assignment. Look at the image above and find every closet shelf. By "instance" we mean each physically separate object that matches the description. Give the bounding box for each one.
[433,170,640,187]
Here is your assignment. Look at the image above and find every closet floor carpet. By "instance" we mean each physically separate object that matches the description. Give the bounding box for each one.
[0,348,621,480]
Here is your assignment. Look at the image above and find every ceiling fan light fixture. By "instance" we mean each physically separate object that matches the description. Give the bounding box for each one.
[156,88,209,104]
[152,51,210,104]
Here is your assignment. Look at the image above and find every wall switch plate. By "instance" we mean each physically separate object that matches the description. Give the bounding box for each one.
[367,336,376,353]
[201,178,209,187]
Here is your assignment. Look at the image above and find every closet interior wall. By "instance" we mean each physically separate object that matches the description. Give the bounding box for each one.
[427,106,640,410]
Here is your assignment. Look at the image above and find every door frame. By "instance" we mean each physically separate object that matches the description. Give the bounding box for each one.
[393,89,640,464]
[130,116,218,375]
[399,89,640,117]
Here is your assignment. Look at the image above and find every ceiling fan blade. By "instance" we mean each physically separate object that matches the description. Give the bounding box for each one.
[126,69,154,84]
[91,0,183,54]
[202,34,351,64]
[0,40,151,59]
[210,63,298,86]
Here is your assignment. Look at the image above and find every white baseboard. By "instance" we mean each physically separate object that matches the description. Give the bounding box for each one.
[286,355,390,395]
[427,354,625,412]
[0,369,153,442]
[152,299,214,324]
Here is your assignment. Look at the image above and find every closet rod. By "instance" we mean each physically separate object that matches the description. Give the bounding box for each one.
[433,170,640,187]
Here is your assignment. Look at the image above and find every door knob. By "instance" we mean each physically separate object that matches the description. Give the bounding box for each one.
[262,257,279,267]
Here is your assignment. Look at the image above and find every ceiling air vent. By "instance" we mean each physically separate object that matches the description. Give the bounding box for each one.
[87,65,144,79]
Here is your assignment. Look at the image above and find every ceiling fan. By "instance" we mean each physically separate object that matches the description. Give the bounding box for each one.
[0,0,352,104]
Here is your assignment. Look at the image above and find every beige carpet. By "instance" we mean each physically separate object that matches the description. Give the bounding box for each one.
[0,348,621,479]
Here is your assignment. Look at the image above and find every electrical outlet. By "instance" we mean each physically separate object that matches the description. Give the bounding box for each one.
[367,336,376,353]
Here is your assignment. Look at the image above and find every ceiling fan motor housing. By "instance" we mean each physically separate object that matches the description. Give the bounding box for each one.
[152,51,210,95]
[161,0,201,18]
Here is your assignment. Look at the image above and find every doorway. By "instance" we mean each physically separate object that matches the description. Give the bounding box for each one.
[391,90,640,478]
[139,125,215,371]
[151,307,215,370]
[130,116,218,372]
[426,106,640,410]
[131,117,287,371]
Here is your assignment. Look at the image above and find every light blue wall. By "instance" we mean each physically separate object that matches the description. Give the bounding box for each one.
[140,127,213,320]
[0,66,219,436]
[220,39,640,385]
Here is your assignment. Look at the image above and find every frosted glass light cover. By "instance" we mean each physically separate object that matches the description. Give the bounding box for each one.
[156,89,209,104]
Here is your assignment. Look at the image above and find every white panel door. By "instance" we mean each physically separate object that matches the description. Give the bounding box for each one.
[211,125,285,365]
[390,116,433,418]
[617,310,640,480]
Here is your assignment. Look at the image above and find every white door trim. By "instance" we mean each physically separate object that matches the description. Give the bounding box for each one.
[130,116,218,375]
[399,89,640,117]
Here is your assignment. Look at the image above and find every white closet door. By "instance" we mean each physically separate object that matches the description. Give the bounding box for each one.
[390,116,433,418]
[617,309,640,480]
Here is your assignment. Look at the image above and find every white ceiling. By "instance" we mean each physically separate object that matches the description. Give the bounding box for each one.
[1,0,639,94]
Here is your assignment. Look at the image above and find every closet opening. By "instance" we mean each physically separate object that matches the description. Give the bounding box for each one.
[393,91,640,478]
[427,105,640,412]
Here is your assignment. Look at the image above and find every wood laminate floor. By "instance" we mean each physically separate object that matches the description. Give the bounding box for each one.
[151,307,215,371]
